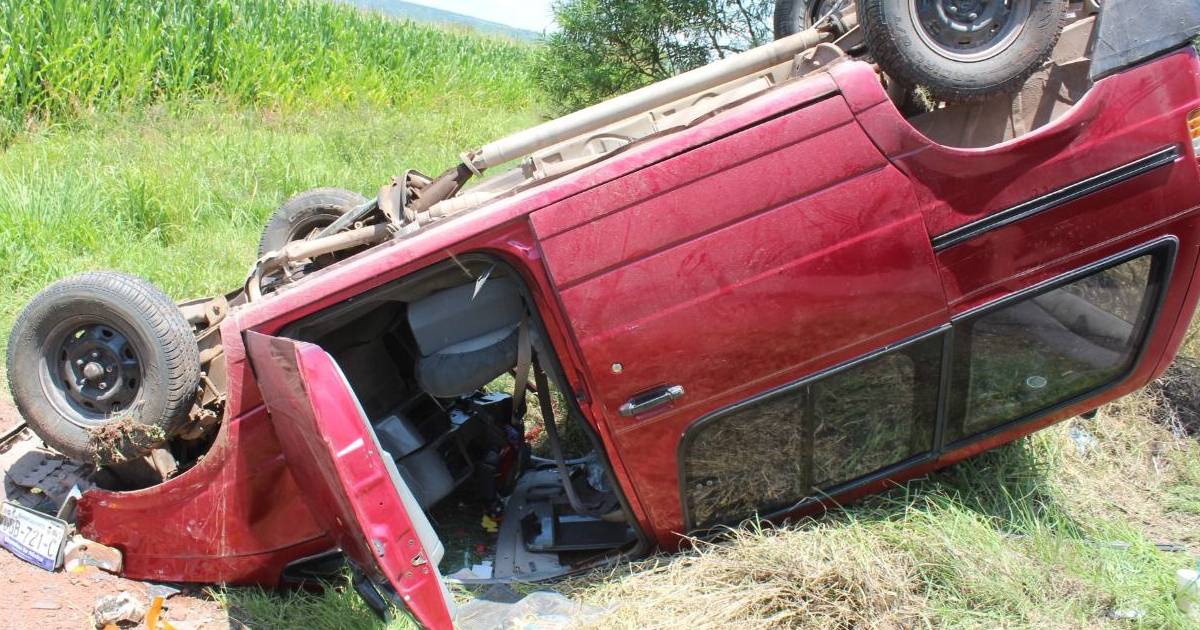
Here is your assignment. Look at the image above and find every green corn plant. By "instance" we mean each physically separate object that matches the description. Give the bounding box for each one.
[0,0,538,144]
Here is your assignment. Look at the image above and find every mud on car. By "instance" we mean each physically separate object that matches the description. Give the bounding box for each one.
[5,1,1200,627]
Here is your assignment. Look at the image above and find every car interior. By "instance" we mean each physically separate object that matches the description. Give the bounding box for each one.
[278,257,643,581]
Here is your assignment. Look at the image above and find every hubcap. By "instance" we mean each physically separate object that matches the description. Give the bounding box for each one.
[909,0,1030,62]
[50,322,142,423]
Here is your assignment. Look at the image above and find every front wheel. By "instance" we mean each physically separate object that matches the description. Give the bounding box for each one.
[6,272,200,464]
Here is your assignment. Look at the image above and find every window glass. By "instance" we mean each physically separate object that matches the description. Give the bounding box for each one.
[683,337,941,530]
[684,388,810,531]
[812,352,932,488]
[949,254,1155,441]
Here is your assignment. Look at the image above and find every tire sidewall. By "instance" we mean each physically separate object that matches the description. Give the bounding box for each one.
[262,207,342,252]
[7,277,192,462]
[866,0,1065,100]
[258,188,367,258]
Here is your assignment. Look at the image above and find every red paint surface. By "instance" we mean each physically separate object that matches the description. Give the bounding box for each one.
[534,92,950,537]
[835,48,1200,242]
[244,332,453,629]
[74,50,1200,604]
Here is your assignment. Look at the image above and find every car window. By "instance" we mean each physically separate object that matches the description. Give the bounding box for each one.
[947,253,1159,442]
[682,336,942,530]
[811,352,931,489]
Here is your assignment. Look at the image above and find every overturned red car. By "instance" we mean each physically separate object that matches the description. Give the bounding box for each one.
[5,2,1200,627]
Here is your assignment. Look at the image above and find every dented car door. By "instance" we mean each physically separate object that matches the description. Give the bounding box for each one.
[244,332,454,629]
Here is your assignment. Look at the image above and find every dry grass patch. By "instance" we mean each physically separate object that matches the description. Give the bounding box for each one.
[567,522,930,629]
[1045,377,1200,553]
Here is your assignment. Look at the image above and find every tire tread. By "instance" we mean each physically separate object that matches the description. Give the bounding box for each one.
[859,0,1067,102]
[257,187,367,257]
[6,272,200,462]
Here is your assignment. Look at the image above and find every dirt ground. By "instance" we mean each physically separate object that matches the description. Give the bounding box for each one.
[0,393,232,630]
[1,393,21,434]
[0,552,231,629]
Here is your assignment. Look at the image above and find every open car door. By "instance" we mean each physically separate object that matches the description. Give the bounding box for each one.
[244,331,454,630]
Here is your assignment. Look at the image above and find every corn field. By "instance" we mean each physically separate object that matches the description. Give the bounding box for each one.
[0,0,536,139]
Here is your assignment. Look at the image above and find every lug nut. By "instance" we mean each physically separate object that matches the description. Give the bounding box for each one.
[98,382,107,390]
[105,366,113,373]
[948,5,958,13]
[968,12,977,19]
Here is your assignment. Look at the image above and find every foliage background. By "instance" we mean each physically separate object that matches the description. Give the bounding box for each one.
[535,0,773,112]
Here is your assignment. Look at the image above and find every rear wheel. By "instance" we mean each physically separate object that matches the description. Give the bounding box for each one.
[860,0,1067,102]
[6,272,200,464]
[258,187,367,258]
[774,0,855,36]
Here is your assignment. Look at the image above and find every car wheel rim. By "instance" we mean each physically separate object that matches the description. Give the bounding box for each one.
[805,0,852,29]
[909,0,1030,62]
[42,319,144,426]
[286,215,336,243]
[285,214,342,266]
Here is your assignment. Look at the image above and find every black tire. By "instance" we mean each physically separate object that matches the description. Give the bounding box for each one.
[258,187,367,257]
[774,0,854,37]
[6,272,200,464]
[860,0,1067,102]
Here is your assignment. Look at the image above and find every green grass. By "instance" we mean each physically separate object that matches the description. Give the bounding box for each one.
[0,0,542,365]
[0,0,535,143]
[215,574,418,629]
[0,102,540,365]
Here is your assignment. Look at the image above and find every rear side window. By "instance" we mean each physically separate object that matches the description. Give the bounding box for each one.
[681,336,941,530]
[946,250,1164,443]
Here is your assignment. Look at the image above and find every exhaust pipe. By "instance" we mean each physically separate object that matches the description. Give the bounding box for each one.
[463,26,828,171]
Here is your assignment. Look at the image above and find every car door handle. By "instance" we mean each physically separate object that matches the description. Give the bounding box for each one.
[619,385,685,417]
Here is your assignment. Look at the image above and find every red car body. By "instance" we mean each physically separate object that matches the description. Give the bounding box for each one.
[74,46,1200,627]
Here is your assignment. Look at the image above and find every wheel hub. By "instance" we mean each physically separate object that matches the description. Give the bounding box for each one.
[81,361,104,381]
[911,0,1030,62]
[55,323,142,419]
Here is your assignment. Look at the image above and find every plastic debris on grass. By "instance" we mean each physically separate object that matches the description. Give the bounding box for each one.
[455,589,609,630]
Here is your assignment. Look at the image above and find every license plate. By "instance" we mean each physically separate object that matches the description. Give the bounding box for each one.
[0,501,68,571]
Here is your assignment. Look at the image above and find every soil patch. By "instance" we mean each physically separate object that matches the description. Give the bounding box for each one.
[0,392,229,629]
[0,549,228,629]
[1147,355,1200,437]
